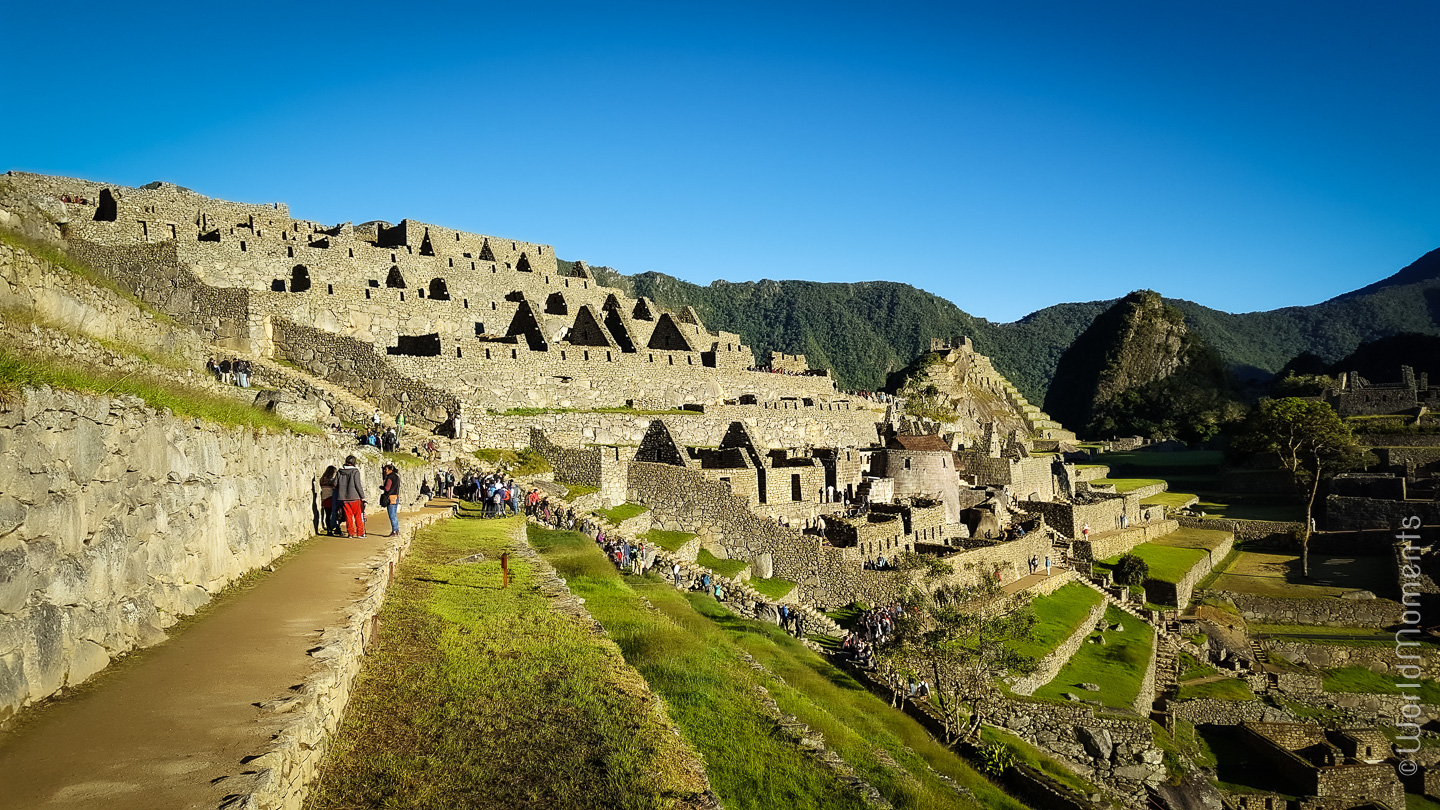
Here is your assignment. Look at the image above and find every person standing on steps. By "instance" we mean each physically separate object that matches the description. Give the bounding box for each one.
[335,455,366,538]
[380,463,400,537]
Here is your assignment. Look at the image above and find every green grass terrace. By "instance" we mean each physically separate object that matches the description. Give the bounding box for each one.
[1005,582,1104,664]
[1032,605,1154,710]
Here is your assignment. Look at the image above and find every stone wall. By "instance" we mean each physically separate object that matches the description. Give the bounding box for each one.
[463,403,880,451]
[1216,592,1402,628]
[1018,496,1141,543]
[990,697,1166,803]
[0,386,392,725]
[1326,496,1440,532]
[1173,515,1303,543]
[1268,638,1440,674]
[1069,520,1179,562]
[1168,698,1288,726]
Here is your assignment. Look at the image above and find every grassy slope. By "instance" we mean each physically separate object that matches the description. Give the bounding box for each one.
[307,516,707,810]
[1032,606,1154,710]
[1007,583,1104,663]
[529,524,1029,810]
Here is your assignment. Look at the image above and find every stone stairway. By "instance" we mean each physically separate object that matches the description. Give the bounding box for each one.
[998,379,1076,441]
[1073,574,1154,628]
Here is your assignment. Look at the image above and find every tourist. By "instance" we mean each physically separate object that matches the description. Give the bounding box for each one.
[334,455,366,537]
[1081,523,1090,540]
[235,358,250,388]
[218,357,232,385]
[380,463,400,537]
[1045,555,1051,576]
[206,357,220,381]
[319,465,338,536]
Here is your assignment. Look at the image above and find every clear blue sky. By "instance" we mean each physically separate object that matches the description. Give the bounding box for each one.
[5,1,1436,322]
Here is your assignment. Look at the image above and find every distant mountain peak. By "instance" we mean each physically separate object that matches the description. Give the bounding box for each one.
[1329,246,1440,302]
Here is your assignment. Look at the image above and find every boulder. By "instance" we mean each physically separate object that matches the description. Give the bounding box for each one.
[1079,727,1113,762]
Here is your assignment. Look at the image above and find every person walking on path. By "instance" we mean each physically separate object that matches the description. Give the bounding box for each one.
[335,455,366,538]
[396,412,405,438]
[319,465,339,536]
[380,463,400,537]
[1045,555,1052,576]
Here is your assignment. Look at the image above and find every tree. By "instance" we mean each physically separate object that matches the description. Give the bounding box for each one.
[885,576,1037,744]
[1239,398,1369,575]
[1113,553,1149,586]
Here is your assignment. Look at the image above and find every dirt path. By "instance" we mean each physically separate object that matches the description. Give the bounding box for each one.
[0,503,453,810]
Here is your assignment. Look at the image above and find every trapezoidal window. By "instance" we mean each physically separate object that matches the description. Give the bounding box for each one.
[428,278,451,301]
[385,266,406,288]
[544,291,568,316]
[290,265,311,293]
[386,333,442,357]
[271,279,286,292]
[94,189,118,221]
[516,253,532,272]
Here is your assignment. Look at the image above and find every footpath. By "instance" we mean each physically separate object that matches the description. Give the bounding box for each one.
[0,499,458,810]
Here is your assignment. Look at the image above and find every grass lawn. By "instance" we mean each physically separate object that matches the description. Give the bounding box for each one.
[1033,606,1154,710]
[1407,794,1440,810]
[307,516,707,809]
[1086,477,1166,493]
[559,482,599,497]
[1324,667,1440,703]
[1177,678,1254,701]
[697,548,750,578]
[1187,493,1305,522]
[528,525,1027,810]
[1202,550,1398,599]
[1100,543,1207,585]
[1139,491,1199,509]
[1151,526,1232,553]
[382,451,428,468]
[595,501,649,524]
[749,576,798,600]
[641,529,697,552]
[1006,583,1104,664]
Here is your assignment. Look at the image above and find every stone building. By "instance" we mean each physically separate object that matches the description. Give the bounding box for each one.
[1326,366,1440,417]
[1233,722,1404,810]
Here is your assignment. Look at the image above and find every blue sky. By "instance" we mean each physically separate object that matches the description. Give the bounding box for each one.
[5,1,1436,322]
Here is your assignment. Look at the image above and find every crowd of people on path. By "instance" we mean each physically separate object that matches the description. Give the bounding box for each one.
[206,357,253,388]
[746,365,827,377]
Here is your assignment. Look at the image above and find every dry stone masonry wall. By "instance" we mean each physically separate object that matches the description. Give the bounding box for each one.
[0,387,387,725]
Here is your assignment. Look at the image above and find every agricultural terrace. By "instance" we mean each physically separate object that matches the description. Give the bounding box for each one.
[1032,606,1154,710]
[528,525,1028,810]
[1006,582,1104,664]
[1097,527,1231,586]
[1200,550,1398,599]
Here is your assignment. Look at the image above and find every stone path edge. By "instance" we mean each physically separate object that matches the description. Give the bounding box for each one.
[217,508,448,810]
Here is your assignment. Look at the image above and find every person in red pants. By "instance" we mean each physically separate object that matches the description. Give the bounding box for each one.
[334,455,366,537]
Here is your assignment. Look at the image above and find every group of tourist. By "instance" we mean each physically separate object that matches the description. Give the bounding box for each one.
[456,471,523,518]
[317,457,402,539]
[59,194,92,205]
[746,365,826,377]
[353,427,400,452]
[1026,554,1053,576]
[206,357,253,387]
[526,492,579,529]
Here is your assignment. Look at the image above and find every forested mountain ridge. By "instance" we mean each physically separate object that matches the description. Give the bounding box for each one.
[571,247,1440,404]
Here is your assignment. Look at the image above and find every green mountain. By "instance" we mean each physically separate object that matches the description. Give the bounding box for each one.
[1043,291,1242,442]
[570,247,1440,408]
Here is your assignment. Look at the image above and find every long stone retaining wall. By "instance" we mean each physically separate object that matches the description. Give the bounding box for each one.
[0,386,403,726]
[1173,515,1302,543]
[1210,591,1403,628]
[1071,519,1178,562]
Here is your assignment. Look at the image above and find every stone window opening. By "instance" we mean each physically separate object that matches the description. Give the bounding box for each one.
[387,333,441,357]
[348,248,354,258]
[290,265,311,293]
[545,292,568,316]
[419,231,435,256]
[287,246,294,258]
[365,289,371,299]
[561,351,567,360]
[327,284,334,294]
[386,267,406,288]
[564,279,569,288]
[470,261,476,270]
[448,258,454,268]
[491,301,497,310]
[418,288,425,299]
[511,349,517,359]
[94,189,118,221]
[391,252,397,262]
[791,474,802,501]
[400,291,405,301]
[463,299,469,309]
[649,354,654,362]
[240,240,246,251]
[475,322,485,336]
[905,458,911,470]
[271,279,286,292]
[456,348,463,358]
[485,348,491,359]
[429,278,451,301]
[606,351,612,361]
[517,253,532,272]
[668,356,674,365]
[583,350,589,360]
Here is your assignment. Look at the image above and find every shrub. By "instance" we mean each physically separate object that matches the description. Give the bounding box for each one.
[979,742,1014,776]
[1114,553,1150,585]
